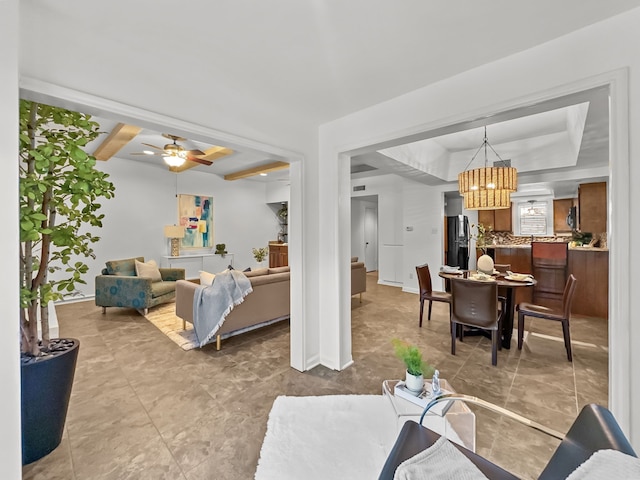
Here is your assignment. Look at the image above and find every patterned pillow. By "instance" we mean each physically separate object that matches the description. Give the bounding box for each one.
[135,259,162,282]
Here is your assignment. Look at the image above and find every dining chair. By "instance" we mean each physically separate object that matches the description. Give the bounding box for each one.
[450,278,505,366]
[415,263,451,326]
[516,274,578,361]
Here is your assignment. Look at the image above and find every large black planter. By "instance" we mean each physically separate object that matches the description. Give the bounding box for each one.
[21,338,80,465]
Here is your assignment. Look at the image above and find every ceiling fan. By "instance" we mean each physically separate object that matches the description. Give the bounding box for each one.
[132,133,213,169]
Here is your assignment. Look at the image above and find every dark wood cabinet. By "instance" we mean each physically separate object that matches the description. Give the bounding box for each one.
[553,199,574,233]
[478,204,512,232]
[269,244,288,268]
[489,245,608,318]
[579,182,607,234]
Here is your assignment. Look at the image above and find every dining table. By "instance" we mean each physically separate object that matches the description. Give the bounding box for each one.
[438,269,537,349]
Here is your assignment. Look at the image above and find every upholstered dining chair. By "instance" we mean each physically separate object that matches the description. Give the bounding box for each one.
[516,274,578,361]
[415,263,451,326]
[450,278,505,366]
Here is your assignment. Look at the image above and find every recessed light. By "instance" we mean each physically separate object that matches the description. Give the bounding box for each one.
[143,150,154,155]
[260,173,268,176]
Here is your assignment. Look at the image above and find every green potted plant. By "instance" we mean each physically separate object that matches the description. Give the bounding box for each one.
[252,246,269,266]
[19,100,116,464]
[392,339,434,393]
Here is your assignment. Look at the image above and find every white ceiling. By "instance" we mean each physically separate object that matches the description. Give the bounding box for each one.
[27,2,638,188]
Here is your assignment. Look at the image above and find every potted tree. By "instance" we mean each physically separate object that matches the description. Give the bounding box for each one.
[19,100,116,464]
[392,338,434,394]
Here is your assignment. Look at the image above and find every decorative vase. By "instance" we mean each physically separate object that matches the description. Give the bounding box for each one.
[405,370,424,395]
[21,338,80,465]
[477,254,495,275]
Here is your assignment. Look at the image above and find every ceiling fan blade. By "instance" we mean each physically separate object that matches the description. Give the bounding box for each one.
[187,149,206,156]
[200,146,234,162]
[141,143,166,151]
[93,123,142,161]
[186,153,213,165]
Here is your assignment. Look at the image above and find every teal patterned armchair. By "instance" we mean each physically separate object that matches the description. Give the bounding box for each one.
[95,257,185,315]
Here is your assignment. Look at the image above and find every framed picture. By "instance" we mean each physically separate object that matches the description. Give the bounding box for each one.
[177,194,214,249]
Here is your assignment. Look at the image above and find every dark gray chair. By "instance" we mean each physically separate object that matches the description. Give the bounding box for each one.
[450,278,505,366]
[379,399,636,480]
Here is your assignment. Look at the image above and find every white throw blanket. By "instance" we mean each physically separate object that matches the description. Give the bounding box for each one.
[192,269,252,347]
[393,436,488,480]
[565,449,640,479]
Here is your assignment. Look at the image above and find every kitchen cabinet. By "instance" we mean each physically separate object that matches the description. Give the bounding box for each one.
[269,244,288,268]
[578,182,607,234]
[553,199,574,233]
[477,204,512,232]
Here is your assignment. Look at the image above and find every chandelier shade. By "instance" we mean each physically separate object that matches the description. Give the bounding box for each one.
[457,127,517,210]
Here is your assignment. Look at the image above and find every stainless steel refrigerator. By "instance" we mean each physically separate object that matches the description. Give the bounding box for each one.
[446,215,470,269]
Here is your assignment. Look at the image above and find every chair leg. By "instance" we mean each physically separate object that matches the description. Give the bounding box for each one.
[450,321,457,356]
[359,292,362,303]
[102,306,106,314]
[562,319,573,362]
[517,311,525,350]
[428,301,433,321]
[491,330,498,366]
[419,299,424,327]
[459,324,464,342]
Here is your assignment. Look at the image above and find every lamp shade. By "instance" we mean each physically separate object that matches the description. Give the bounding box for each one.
[164,225,185,238]
[458,166,517,210]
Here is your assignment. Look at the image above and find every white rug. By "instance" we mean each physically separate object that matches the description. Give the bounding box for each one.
[255,395,398,480]
[143,303,198,350]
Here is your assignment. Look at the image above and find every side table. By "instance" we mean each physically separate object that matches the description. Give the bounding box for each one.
[382,379,476,452]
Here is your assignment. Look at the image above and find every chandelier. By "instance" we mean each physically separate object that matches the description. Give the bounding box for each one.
[458,127,517,210]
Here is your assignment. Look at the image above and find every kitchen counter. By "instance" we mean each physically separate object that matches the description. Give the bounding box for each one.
[485,244,608,252]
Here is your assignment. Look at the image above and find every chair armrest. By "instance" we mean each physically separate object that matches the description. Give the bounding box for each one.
[160,268,186,281]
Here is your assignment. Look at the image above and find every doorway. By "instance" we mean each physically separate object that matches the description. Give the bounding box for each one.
[351,195,378,272]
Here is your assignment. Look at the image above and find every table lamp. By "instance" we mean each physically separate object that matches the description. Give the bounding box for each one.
[164,225,185,257]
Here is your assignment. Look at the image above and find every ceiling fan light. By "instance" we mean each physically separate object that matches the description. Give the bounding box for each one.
[163,154,186,167]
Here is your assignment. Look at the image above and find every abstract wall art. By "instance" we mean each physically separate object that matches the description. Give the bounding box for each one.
[177,194,214,249]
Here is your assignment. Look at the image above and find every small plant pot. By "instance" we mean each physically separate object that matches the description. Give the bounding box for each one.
[405,371,424,395]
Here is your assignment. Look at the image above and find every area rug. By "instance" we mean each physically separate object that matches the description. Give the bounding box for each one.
[255,395,397,480]
[143,303,198,350]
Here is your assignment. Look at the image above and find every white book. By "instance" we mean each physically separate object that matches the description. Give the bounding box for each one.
[393,381,454,416]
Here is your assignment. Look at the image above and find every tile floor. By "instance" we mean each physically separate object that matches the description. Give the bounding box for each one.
[22,272,608,480]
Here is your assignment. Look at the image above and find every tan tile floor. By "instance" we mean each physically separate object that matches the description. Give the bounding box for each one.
[22,272,608,479]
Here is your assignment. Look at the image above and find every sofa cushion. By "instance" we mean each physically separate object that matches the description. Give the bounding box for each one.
[245,267,269,277]
[199,270,216,286]
[106,257,144,276]
[135,259,162,282]
[151,281,177,298]
[268,266,290,274]
[249,271,290,287]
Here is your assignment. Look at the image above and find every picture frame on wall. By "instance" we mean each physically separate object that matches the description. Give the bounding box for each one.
[177,194,214,249]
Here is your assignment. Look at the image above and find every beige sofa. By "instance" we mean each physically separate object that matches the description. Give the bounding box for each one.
[175,266,290,350]
[351,257,366,302]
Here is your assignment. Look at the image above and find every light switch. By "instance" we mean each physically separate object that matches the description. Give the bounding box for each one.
[405,226,413,231]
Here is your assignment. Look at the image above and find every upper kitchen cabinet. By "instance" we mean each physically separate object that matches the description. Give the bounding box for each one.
[578,182,607,234]
[553,198,574,233]
[478,203,512,232]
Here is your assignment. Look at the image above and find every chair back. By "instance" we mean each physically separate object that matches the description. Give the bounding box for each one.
[494,263,511,274]
[451,278,499,329]
[415,264,433,295]
[562,274,578,319]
